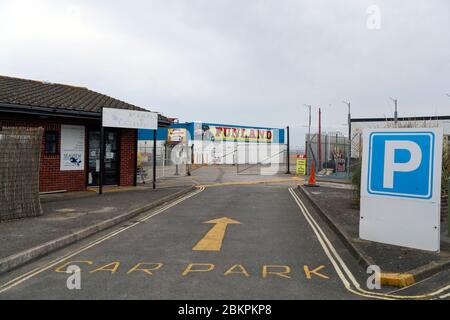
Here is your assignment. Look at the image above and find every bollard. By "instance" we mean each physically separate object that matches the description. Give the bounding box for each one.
[187,164,191,176]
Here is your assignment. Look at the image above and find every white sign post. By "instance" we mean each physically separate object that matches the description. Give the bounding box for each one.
[99,108,158,194]
[60,125,85,171]
[102,108,158,130]
[360,128,443,252]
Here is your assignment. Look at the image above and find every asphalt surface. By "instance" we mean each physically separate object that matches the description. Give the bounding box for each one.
[0,184,448,300]
[305,185,450,273]
[0,186,188,259]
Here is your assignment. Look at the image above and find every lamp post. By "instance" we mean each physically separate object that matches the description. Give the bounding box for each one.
[445,95,450,235]
[304,104,312,142]
[389,97,398,127]
[304,104,312,172]
[318,107,322,171]
[201,124,210,165]
[343,101,351,178]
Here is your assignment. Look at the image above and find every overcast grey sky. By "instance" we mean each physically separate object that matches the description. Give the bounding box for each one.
[1,0,449,147]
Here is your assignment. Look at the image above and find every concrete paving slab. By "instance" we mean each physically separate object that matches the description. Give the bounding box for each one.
[0,186,190,261]
[299,185,450,277]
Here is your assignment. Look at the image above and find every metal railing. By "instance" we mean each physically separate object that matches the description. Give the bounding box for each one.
[137,144,192,183]
[306,132,352,179]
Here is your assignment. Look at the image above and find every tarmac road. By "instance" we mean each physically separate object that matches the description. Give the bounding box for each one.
[0,183,448,300]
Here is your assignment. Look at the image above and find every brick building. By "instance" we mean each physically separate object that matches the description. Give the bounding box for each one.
[0,75,169,193]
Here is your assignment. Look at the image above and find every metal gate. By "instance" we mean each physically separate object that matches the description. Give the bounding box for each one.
[236,143,288,175]
[137,143,192,183]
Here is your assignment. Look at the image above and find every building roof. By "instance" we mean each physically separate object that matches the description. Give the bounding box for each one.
[0,75,169,124]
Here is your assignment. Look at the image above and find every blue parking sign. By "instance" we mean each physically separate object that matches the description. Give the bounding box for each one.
[367,131,435,199]
[361,128,443,252]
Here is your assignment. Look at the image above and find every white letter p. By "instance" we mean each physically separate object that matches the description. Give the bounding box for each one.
[383,140,422,189]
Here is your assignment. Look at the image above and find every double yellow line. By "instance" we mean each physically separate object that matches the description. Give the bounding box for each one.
[197,177,303,188]
[288,188,450,300]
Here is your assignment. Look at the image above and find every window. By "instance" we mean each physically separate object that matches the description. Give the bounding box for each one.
[44,131,58,154]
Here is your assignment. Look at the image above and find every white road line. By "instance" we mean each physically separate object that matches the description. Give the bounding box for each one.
[288,188,391,300]
[0,187,205,294]
[289,188,450,300]
[1,185,448,300]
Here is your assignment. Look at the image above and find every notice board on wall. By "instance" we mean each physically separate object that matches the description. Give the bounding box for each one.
[60,125,85,171]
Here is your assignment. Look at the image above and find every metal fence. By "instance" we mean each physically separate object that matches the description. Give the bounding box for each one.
[306,132,351,178]
[443,135,449,196]
[350,131,450,195]
[235,144,289,175]
[0,127,43,221]
[137,144,192,183]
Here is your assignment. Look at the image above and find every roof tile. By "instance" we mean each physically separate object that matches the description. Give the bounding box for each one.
[0,75,151,114]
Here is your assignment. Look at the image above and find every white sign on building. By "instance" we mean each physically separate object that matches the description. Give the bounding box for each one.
[102,108,158,130]
[360,128,443,252]
[60,125,85,171]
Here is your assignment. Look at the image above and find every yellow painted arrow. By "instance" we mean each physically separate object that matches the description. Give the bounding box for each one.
[193,217,242,251]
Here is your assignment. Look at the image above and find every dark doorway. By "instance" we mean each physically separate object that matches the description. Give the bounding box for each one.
[87,129,120,186]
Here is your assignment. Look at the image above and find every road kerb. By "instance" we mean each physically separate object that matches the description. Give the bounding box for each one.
[297,185,375,269]
[0,186,197,275]
[297,185,450,288]
[198,177,303,188]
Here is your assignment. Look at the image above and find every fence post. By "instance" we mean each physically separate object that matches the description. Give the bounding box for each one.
[305,140,309,173]
[286,126,291,174]
[152,129,157,189]
[187,144,193,176]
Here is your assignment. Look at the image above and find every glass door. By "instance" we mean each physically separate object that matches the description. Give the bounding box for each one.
[87,129,119,186]
[88,131,100,186]
[103,130,119,185]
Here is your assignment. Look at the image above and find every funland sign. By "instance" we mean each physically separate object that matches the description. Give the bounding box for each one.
[208,126,273,143]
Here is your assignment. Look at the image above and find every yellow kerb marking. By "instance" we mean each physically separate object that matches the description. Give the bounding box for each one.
[198,177,303,188]
[86,187,146,194]
[193,217,241,251]
[380,273,415,288]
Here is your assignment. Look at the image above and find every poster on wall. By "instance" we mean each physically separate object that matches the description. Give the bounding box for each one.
[336,159,346,172]
[296,155,307,175]
[168,128,187,144]
[208,125,273,143]
[60,125,85,171]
